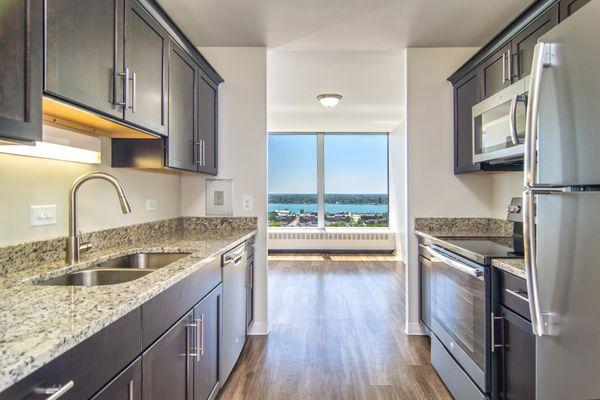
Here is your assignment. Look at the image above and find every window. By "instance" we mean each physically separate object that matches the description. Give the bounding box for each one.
[268,133,388,228]
[268,134,318,227]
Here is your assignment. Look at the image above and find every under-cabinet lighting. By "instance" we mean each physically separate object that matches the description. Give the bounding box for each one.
[0,124,101,164]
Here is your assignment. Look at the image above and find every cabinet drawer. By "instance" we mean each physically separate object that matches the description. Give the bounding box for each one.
[0,309,141,400]
[141,255,221,349]
[495,268,530,321]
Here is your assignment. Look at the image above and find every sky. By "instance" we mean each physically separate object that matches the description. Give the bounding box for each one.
[268,134,388,194]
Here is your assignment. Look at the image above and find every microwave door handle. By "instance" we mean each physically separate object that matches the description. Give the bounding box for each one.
[525,42,551,189]
[509,95,520,145]
[428,247,483,277]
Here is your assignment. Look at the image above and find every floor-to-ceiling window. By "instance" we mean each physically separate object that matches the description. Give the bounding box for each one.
[268,133,388,228]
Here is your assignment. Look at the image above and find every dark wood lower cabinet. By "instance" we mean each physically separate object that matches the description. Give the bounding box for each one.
[193,286,221,400]
[492,305,535,400]
[92,358,142,400]
[142,284,222,400]
[142,310,193,400]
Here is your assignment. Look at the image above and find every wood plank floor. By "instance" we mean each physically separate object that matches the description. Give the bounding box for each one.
[217,254,452,400]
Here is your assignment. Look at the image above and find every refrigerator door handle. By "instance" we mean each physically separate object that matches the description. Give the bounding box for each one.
[523,188,566,337]
[524,42,552,189]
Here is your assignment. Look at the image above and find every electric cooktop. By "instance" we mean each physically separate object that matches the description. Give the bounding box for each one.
[435,237,523,266]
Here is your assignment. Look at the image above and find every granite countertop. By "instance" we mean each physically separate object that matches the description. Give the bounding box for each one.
[0,218,256,393]
[492,258,526,279]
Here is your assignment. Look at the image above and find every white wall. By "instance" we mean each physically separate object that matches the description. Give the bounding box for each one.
[180,47,269,334]
[388,119,407,261]
[403,47,495,334]
[0,136,181,245]
[491,171,524,218]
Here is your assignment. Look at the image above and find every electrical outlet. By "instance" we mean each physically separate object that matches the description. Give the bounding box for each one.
[242,195,253,212]
[30,205,57,227]
[145,198,157,211]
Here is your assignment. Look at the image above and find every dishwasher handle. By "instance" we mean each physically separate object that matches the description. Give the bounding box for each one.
[224,244,246,265]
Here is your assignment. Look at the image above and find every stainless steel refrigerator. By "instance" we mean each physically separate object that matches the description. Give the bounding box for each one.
[524,2,600,399]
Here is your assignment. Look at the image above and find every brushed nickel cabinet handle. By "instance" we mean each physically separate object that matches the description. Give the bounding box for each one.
[130,72,136,113]
[502,51,507,84]
[128,380,134,400]
[116,67,129,109]
[507,50,513,81]
[33,381,74,399]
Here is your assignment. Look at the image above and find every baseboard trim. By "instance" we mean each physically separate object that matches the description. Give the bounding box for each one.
[247,321,269,335]
[405,322,428,336]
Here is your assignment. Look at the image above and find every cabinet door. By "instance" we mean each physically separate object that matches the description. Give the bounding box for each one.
[142,310,193,400]
[559,0,592,21]
[167,42,197,171]
[493,305,535,400]
[45,0,124,119]
[92,358,141,400]
[511,4,559,79]
[479,43,512,99]
[453,71,481,174]
[0,0,42,142]
[124,0,168,136]
[419,255,432,330]
[193,285,221,400]
[197,73,218,175]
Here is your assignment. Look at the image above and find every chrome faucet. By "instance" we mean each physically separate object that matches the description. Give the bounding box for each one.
[66,172,132,264]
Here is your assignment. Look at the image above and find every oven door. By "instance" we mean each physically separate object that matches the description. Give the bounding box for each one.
[428,245,489,392]
[472,78,528,163]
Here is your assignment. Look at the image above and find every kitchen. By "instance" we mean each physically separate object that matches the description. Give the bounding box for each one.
[0,0,597,399]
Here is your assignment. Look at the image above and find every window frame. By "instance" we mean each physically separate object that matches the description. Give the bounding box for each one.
[268,132,390,229]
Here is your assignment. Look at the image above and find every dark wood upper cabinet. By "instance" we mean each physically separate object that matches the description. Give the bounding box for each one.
[0,0,42,143]
[453,71,482,174]
[559,0,592,20]
[142,310,193,400]
[124,0,168,136]
[197,73,218,175]
[511,4,559,79]
[193,286,221,400]
[45,0,124,119]
[478,42,512,100]
[167,41,197,171]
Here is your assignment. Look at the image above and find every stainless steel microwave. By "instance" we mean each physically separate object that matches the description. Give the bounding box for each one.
[472,77,529,164]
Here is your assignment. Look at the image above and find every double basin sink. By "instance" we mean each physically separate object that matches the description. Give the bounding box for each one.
[39,252,190,287]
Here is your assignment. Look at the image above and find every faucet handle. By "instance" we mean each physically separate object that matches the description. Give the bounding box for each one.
[78,231,93,253]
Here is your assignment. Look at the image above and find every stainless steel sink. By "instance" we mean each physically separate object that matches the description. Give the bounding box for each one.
[37,252,190,286]
[95,252,190,269]
[39,269,154,286]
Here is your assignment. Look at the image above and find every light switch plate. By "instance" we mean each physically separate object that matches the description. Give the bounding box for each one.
[206,179,233,216]
[242,194,253,212]
[145,198,157,211]
[30,205,57,227]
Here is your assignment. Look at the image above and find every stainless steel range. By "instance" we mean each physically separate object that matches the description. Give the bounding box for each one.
[419,199,523,400]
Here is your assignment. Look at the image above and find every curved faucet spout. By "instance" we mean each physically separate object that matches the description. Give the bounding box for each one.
[67,172,132,264]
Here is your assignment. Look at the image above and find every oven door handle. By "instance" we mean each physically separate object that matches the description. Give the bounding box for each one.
[428,247,483,277]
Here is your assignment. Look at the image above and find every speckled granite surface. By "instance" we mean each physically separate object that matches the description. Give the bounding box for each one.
[492,258,526,279]
[414,217,514,238]
[0,217,257,393]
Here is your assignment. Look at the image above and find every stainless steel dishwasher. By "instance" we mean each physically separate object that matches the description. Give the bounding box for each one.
[221,243,248,383]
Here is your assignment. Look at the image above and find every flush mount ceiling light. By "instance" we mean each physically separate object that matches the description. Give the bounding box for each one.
[317,93,342,108]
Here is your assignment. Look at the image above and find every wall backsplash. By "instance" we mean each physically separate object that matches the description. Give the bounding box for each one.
[0,136,181,246]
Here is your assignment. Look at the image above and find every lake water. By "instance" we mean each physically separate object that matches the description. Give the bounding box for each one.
[268,203,388,214]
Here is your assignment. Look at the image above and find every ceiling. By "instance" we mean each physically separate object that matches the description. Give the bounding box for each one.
[159,0,531,131]
[267,51,404,132]
[158,0,531,50]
